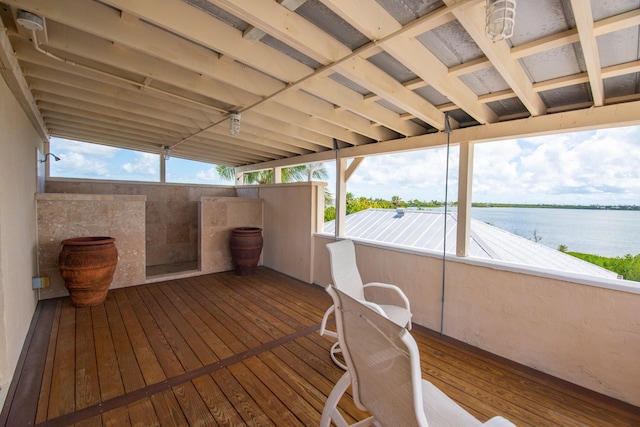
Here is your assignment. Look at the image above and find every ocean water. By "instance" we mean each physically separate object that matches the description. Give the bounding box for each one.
[471,207,640,257]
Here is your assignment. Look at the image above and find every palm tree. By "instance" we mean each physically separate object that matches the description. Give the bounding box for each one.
[217,163,333,209]
[216,163,328,184]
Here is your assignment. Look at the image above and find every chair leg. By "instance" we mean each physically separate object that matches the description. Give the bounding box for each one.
[320,372,351,427]
[321,371,378,427]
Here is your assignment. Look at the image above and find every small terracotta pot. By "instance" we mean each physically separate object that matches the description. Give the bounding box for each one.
[58,237,118,307]
[230,227,263,276]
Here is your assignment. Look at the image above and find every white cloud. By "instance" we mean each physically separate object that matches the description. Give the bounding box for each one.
[51,137,157,180]
[122,152,158,176]
[473,126,640,204]
[53,151,111,177]
[324,126,640,205]
[195,167,222,181]
[51,138,118,157]
[345,148,460,201]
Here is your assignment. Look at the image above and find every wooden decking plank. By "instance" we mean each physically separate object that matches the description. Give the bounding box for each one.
[48,300,77,419]
[124,287,186,378]
[244,354,319,425]
[218,274,319,330]
[209,275,300,335]
[228,361,303,426]
[251,269,330,318]
[73,414,102,427]
[416,326,638,419]
[206,275,296,339]
[170,382,217,426]
[125,398,159,427]
[5,269,638,427]
[413,334,548,422]
[414,329,640,426]
[75,307,101,411]
[180,276,264,349]
[211,368,275,426]
[35,300,62,424]
[100,405,130,427]
[230,269,329,321]
[192,374,246,426]
[149,389,189,426]
[172,280,248,355]
[91,303,125,401]
[158,282,235,360]
[112,289,166,387]
[146,284,218,367]
[419,351,548,426]
[190,275,280,345]
[258,350,327,412]
[417,341,599,426]
[103,293,148,393]
[135,285,204,372]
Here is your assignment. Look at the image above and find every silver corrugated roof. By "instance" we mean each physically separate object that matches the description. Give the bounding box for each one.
[324,208,618,279]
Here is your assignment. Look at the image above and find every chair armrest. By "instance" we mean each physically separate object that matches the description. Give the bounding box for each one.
[363,282,411,311]
[319,304,337,339]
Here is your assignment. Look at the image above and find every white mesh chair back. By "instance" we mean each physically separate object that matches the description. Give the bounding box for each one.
[326,240,366,300]
[329,286,427,427]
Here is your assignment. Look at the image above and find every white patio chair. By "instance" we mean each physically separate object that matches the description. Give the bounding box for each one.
[319,239,412,369]
[321,286,516,427]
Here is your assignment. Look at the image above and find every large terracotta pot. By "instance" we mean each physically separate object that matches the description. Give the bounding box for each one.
[230,227,263,276]
[58,236,118,307]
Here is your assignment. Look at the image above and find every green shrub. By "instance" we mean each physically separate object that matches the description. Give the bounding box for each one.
[568,252,640,282]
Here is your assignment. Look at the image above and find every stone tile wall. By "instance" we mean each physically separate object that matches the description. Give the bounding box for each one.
[46,180,236,269]
[36,193,146,299]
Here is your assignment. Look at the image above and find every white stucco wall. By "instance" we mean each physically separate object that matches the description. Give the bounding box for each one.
[0,78,42,407]
[257,182,324,283]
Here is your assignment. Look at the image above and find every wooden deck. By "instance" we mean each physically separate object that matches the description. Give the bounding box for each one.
[2,268,638,426]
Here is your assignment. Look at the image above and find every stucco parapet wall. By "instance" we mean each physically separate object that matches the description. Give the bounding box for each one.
[36,193,146,202]
[315,233,640,295]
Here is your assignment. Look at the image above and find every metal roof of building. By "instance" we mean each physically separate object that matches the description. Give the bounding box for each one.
[324,208,619,279]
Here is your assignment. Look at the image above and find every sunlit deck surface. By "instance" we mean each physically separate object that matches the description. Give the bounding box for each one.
[2,268,638,426]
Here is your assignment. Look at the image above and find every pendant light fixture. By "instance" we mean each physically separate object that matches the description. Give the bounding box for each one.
[486,0,516,42]
[229,112,241,136]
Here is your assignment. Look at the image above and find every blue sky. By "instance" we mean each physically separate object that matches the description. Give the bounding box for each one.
[50,125,640,205]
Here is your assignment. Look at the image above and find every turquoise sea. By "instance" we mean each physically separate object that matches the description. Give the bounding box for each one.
[471,207,640,258]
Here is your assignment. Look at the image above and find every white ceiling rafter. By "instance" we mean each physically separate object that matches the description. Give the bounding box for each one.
[571,0,604,107]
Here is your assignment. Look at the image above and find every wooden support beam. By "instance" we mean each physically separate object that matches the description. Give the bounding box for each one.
[456,142,474,257]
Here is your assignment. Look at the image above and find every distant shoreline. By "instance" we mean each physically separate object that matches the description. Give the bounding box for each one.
[472,203,639,211]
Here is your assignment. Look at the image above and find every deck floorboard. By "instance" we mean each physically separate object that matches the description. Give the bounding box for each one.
[2,267,638,426]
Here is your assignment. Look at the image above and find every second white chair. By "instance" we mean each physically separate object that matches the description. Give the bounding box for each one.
[320,239,412,369]
[320,286,516,427]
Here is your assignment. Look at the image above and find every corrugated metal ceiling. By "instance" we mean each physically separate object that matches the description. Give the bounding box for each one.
[0,0,638,168]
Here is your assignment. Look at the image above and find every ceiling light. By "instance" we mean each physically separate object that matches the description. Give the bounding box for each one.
[229,112,241,136]
[163,146,171,160]
[485,0,516,42]
[16,9,44,32]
